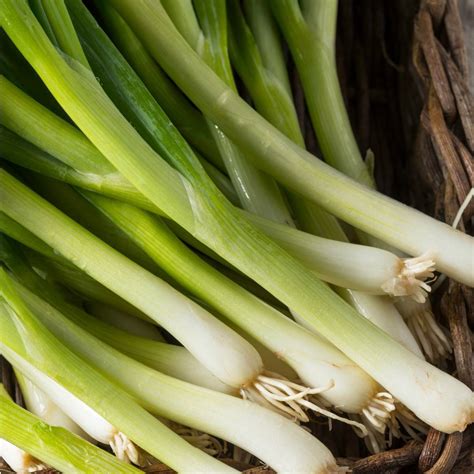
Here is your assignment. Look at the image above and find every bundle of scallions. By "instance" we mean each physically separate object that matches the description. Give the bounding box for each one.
[0,0,472,472]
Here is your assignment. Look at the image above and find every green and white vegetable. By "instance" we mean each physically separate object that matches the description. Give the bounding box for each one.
[1,0,472,436]
[0,383,142,474]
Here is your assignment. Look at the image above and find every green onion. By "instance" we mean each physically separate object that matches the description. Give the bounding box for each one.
[2,0,472,434]
[84,192,384,421]
[3,276,340,473]
[0,383,142,473]
[111,0,473,285]
[0,270,232,472]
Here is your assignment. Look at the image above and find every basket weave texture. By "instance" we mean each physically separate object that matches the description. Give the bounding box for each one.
[1,0,472,473]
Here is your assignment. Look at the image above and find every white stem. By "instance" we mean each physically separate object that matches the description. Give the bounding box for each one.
[0,439,46,473]
[246,211,438,298]
[14,361,138,464]
[15,371,93,442]
[336,290,424,359]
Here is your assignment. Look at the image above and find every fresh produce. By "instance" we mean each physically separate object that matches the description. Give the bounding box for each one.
[0,0,472,472]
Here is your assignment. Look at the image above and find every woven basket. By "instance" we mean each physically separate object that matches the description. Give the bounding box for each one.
[1,0,472,472]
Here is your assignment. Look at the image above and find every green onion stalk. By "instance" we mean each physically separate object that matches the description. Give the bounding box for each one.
[1,274,341,473]
[159,0,293,225]
[0,383,143,474]
[25,171,167,277]
[24,249,152,321]
[0,83,439,299]
[86,302,164,341]
[92,5,223,171]
[0,271,236,473]
[1,0,472,434]
[269,0,453,363]
[0,28,64,117]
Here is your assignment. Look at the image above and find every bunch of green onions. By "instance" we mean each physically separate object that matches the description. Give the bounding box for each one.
[0,0,472,472]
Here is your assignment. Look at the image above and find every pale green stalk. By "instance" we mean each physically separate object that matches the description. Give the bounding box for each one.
[2,0,471,432]
[1,211,57,259]
[35,0,90,69]
[0,383,142,474]
[195,152,239,205]
[0,29,64,117]
[79,308,234,394]
[25,173,165,276]
[271,0,373,186]
[86,302,164,342]
[0,270,232,473]
[111,0,473,284]
[161,0,294,224]
[2,209,148,319]
[3,277,338,473]
[25,250,152,321]
[0,77,113,175]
